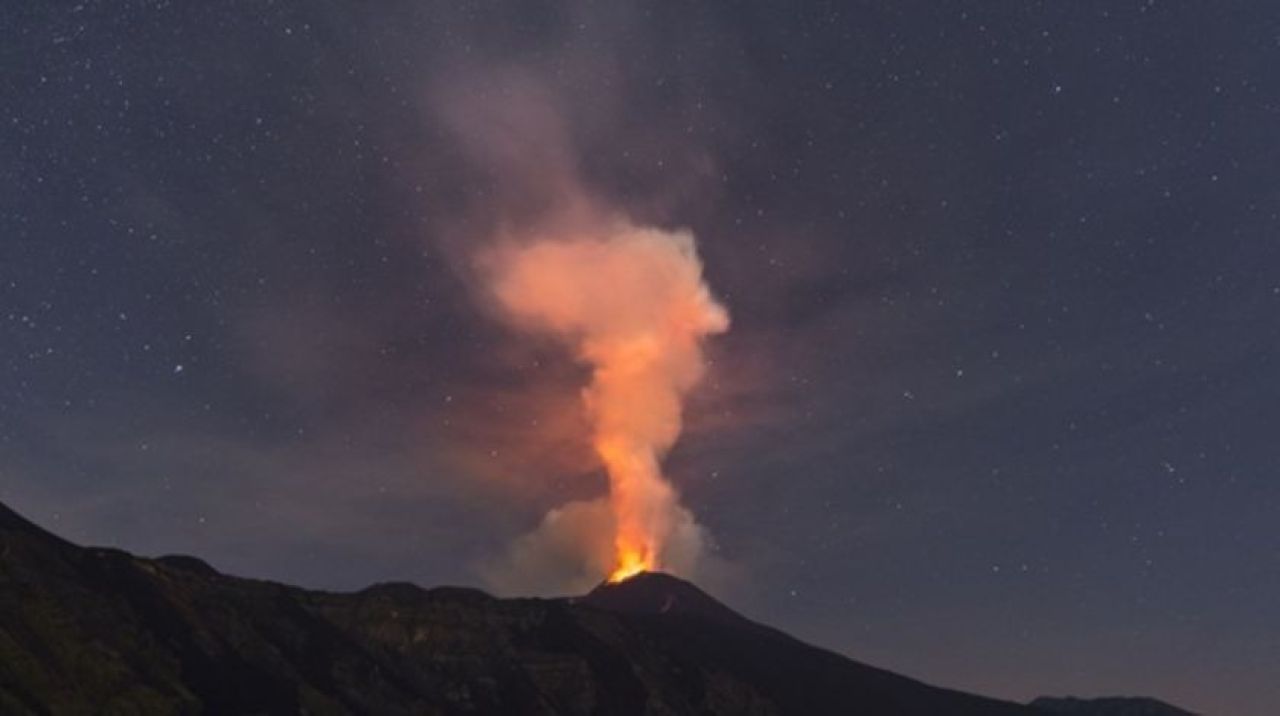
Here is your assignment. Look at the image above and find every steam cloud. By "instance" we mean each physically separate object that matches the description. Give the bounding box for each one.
[483,221,729,588]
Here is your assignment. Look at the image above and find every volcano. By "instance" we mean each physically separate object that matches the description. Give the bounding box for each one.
[0,500,1189,715]
[578,571,750,626]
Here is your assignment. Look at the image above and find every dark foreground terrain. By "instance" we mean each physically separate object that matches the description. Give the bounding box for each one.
[0,500,1191,715]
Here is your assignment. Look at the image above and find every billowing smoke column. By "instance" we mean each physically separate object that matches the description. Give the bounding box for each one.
[488,221,728,583]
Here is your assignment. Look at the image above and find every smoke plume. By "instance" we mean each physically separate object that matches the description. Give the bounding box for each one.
[484,220,728,585]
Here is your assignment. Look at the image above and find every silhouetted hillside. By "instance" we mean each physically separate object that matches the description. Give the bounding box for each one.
[0,500,1188,715]
[1032,696,1197,716]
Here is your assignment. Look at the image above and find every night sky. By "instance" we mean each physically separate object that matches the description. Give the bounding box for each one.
[4,3,1278,714]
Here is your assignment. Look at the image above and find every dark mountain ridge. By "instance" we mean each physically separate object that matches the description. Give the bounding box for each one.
[0,500,1190,715]
[1032,696,1197,716]
[577,571,751,627]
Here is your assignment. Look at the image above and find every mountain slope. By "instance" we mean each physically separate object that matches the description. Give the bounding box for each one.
[0,500,1169,715]
[579,573,1036,715]
[1031,696,1197,716]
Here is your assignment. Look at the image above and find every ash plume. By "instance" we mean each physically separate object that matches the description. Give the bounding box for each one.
[483,221,728,585]
[426,54,731,591]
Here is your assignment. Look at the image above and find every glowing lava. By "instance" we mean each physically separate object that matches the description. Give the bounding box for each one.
[608,551,650,583]
[489,221,728,582]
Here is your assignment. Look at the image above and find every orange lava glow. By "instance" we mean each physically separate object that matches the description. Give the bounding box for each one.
[607,549,651,583]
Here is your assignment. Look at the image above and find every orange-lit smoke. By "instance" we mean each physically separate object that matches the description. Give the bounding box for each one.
[488,221,728,583]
